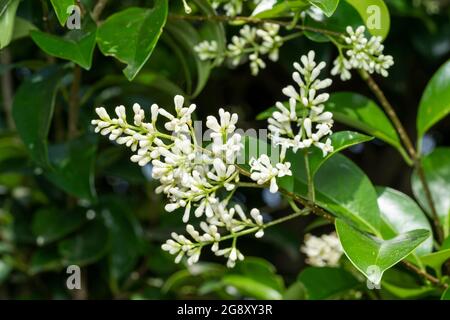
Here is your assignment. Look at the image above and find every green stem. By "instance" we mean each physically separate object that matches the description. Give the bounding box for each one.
[304,150,315,203]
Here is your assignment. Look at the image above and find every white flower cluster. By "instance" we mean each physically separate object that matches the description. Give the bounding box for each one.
[250,154,292,193]
[332,26,394,81]
[268,50,334,158]
[301,232,343,267]
[162,206,264,267]
[92,96,268,267]
[210,0,262,17]
[194,23,284,76]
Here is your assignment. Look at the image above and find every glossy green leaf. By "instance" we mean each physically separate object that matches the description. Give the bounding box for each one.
[308,131,373,175]
[96,2,168,81]
[234,257,284,293]
[417,59,450,139]
[45,135,97,201]
[308,154,382,234]
[12,17,37,41]
[382,281,435,299]
[252,0,308,18]
[50,0,74,26]
[308,0,339,17]
[221,275,282,300]
[29,247,62,275]
[335,219,430,284]
[32,208,86,244]
[102,198,143,283]
[31,22,97,70]
[12,69,63,167]
[325,92,402,150]
[0,259,12,284]
[283,282,307,300]
[442,288,450,300]
[419,249,450,276]
[0,0,19,49]
[346,0,391,39]
[59,220,110,266]
[303,1,363,43]
[297,267,360,299]
[376,187,433,256]
[411,148,450,236]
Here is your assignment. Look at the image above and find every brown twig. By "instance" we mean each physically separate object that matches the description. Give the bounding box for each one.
[361,71,444,243]
[0,49,15,129]
[91,0,109,23]
[402,260,448,289]
[68,65,82,139]
[169,14,342,37]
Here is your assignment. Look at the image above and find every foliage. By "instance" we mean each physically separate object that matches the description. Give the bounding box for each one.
[0,0,449,300]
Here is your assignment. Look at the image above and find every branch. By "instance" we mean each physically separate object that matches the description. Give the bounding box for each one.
[360,71,444,243]
[0,49,14,129]
[68,65,82,139]
[168,14,342,37]
[92,0,109,23]
[402,260,448,290]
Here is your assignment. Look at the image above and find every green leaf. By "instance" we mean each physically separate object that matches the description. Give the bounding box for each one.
[12,17,37,41]
[305,154,382,234]
[244,135,381,235]
[32,208,86,244]
[376,187,433,256]
[31,22,97,70]
[416,59,450,139]
[283,282,307,300]
[59,220,110,266]
[221,275,282,300]
[234,257,284,293]
[442,288,450,300]
[345,0,391,39]
[308,131,373,175]
[303,1,363,43]
[0,259,12,284]
[102,198,143,283]
[0,0,19,49]
[50,0,74,26]
[335,219,430,284]
[411,148,450,236]
[297,267,360,299]
[96,2,168,81]
[252,0,309,18]
[325,92,403,151]
[382,281,435,299]
[419,249,450,276]
[12,68,63,167]
[45,135,97,201]
[29,247,63,275]
[308,0,339,17]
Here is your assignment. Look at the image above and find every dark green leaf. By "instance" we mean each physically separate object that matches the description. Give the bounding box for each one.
[376,187,433,256]
[45,135,97,201]
[29,247,62,274]
[417,59,450,139]
[335,219,430,284]
[442,288,450,300]
[32,208,86,244]
[96,2,168,81]
[411,148,450,236]
[12,68,63,167]
[31,22,97,70]
[308,0,339,17]
[101,198,143,283]
[50,0,74,26]
[59,220,109,266]
[297,267,360,299]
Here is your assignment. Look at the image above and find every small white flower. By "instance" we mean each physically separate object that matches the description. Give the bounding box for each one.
[250,154,292,193]
[301,232,343,267]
